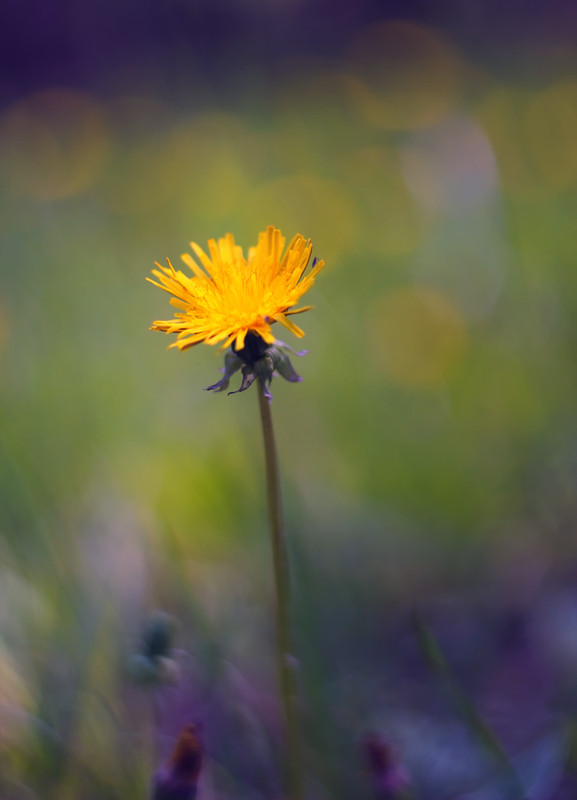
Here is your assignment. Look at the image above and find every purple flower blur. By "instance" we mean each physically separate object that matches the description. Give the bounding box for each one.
[151,724,203,800]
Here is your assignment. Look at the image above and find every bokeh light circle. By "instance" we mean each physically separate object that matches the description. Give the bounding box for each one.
[369,287,468,386]
[242,174,357,263]
[343,145,424,256]
[0,89,109,200]
[524,80,577,191]
[348,21,462,131]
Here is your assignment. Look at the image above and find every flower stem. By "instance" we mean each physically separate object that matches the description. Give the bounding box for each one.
[257,381,303,800]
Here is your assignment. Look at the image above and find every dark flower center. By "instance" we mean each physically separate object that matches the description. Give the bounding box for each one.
[233,332,270,365]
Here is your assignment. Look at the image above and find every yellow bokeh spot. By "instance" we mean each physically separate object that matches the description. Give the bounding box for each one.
[242,174,357,263]
[343,146,424,256]
[166,114,252,221]
[348,21,462,131]
[476,87,543,200]
[98,109,253,218]
[369,287,467,386]
[524,80,577,191]
[0,89,109,200]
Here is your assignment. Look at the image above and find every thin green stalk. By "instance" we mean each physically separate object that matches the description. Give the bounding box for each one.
[257,381,303,800]
[413,609,526,800]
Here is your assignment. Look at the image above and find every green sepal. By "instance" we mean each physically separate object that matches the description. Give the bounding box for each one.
[208,336,307,400]
[206,350,243,392]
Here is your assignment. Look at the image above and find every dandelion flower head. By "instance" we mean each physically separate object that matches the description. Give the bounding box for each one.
[148,226,324,353]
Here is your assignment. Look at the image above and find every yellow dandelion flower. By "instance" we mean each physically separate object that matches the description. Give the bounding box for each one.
[148,226,324,353]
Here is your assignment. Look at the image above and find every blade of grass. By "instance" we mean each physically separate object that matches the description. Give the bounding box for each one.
[412,607,526,800]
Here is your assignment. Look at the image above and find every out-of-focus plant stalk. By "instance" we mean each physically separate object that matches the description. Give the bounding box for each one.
[257,382,303,800]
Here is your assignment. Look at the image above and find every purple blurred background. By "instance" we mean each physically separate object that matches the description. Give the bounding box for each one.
[3,0,577,103]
